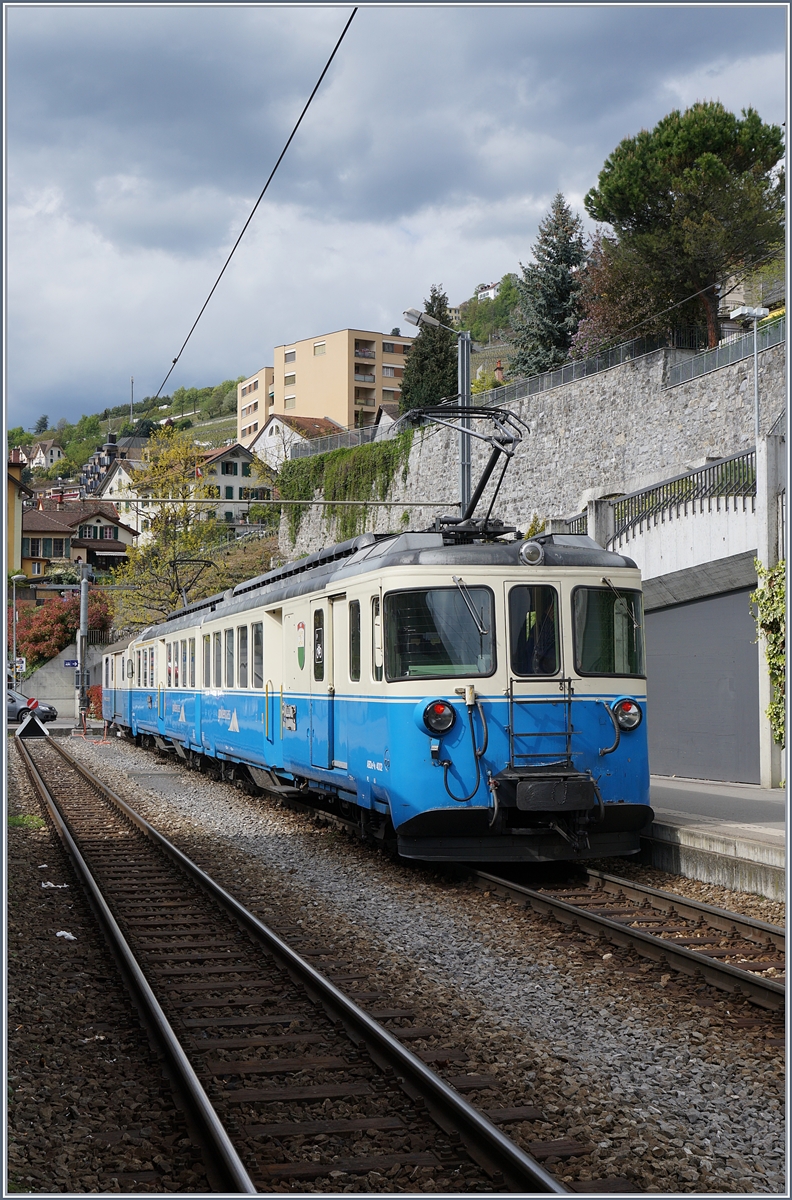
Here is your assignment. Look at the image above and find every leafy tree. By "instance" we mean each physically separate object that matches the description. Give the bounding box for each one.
[471,370,505,394]
[511,194,586,376]
[133,418,159,438]
[399,285,457,412]
[584,102,784,347]
[7,426,31,450]
[129,426,215,541]
[113,525,277,628]
[34,415,50,435]
[570,232,662,358]
[10,590,113,668]
[458,274,520,344]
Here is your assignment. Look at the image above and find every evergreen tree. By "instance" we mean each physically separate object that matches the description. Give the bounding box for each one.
[511,195,586,376]
[34,414,50,434]
[399,285,458,413]
[584,103,784,347]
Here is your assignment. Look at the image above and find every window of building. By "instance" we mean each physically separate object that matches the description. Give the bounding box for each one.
[382,365,395,377]
[103,526,118,539]
[237,626,248,687]
[284,396,296,410]
[313,342,326,355]
[224,511,234,522]
[31,561,42,576]
[284,349,296,363]
[284,373,296,387]
[52,538,64,557]
[225,486,234,500]
[213,632,222,687]
[252,623,263,688]
[382,342,394,353]
[29,538,41,557]
[221,461,238,476]
[242,462,251,477]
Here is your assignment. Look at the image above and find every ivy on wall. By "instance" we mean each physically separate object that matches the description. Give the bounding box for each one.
[751,559,785,748]
[277,431,414,544]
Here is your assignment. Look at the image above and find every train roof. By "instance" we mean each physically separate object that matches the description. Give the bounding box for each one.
[138,531,638,640]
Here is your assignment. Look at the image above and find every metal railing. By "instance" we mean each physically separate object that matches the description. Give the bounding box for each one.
[665,315,785,388]
[291,424,379,459]
[565,512,588,535]
[779,489,786,563]
[608,449,756,546]
[470,328,706,411]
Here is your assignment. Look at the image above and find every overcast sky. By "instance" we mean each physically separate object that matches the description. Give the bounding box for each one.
[5,2,787,429]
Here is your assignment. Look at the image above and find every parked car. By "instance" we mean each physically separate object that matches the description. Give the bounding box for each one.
[7,690,58,723]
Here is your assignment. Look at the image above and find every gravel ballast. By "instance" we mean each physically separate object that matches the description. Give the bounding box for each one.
[14,734,787,1193]
[6,748,211,1193]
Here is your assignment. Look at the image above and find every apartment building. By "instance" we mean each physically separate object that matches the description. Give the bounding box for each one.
[238,330,414,438]
[237,366,275,446]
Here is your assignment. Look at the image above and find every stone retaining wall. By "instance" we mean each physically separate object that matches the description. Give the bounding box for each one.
[280,342,785,557]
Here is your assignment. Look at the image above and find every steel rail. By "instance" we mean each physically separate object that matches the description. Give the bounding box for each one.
[15,737,257,1195]
[35,735,568,1194]
[585,868,785,947]
[473,871,784,1012]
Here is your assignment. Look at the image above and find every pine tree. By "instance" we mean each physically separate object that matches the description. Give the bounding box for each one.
[399,285,458,413]
[511,194,586,376]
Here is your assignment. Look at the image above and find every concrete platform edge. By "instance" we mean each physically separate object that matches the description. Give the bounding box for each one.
[641,827,785,901]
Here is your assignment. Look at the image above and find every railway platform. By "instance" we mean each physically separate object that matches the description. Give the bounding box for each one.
[645,775,786,900]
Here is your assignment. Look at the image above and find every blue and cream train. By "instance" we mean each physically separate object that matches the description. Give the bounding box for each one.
[103,529,653,862]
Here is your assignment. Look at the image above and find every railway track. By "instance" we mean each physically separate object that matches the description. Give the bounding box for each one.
[473,868,785,1012]
[17,732,573,1195]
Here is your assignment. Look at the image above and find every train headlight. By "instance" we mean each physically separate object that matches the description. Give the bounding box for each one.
[612,698,642,731]
[519,540,544,566]
[423,700,456,735]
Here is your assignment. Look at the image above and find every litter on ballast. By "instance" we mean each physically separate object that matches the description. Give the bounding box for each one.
[41,881,68,888]
[56,931,77,940]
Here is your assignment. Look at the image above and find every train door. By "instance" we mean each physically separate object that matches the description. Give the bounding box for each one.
[504,581,569,766]
[330,596,348,769]
[309,598,333,768]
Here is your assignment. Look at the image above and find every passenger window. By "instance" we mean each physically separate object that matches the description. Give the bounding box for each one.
[181,640,187,688]
[189,638,196,688]
[213,632,222,687]
[150,647,154,686]
[372,596,383,682]
[252,623,263,688]
[137,650,141,684]
[314,609,324,681]
[509,585,560,676]
[167,643,172,687]
[225,629,235,688]
[173,642,179,689]
[349,600,361,681]
[238,626,248,687]
[121,658,125,682]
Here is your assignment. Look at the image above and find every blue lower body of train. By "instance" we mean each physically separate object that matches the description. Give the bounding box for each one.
[104,685,652,862]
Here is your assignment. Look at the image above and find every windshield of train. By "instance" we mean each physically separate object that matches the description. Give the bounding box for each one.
[573,586,645,676]
[384,587,495,679]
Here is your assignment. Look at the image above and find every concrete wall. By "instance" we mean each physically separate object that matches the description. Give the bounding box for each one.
[280,341,785,558]
[612,498,757,581]
[18,642,106,710]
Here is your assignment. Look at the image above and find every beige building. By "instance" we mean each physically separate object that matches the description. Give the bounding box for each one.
[238,330,414,440]
[237,366,275,446]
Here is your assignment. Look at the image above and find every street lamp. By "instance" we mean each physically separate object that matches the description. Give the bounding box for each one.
[404,307,472,510]
[729,306,769,443]
[10,573,26,691]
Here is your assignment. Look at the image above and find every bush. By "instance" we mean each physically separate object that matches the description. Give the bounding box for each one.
[86,684,103,719]
[10,590,114,668]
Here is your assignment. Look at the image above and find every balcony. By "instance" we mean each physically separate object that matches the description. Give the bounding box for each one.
[354,347,376,359]
[354,372,375,383]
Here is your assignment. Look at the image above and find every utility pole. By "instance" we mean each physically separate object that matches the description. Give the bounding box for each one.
[458,330,472,512]
[130,376,134,423]
[75,564,90,724]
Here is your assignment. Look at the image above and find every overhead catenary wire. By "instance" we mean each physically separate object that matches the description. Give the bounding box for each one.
[153,6,358,400]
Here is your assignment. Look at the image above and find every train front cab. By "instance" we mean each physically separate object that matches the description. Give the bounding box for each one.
[363,564,652,863]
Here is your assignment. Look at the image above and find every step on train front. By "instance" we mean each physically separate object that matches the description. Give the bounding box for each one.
[103,530,653,862]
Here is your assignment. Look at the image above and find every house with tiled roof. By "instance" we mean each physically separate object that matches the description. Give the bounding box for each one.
[249,414,343,470]
[8,449,35,572]
[21,498,138,577]
[26,439,64,471]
